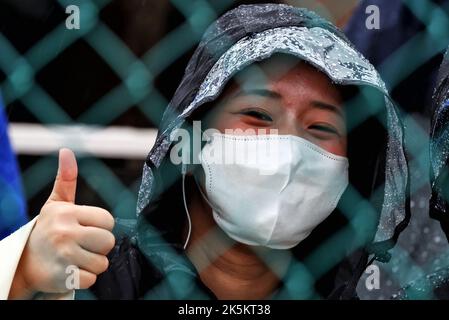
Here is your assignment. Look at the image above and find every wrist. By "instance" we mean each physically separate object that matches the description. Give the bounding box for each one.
[8,244,37,299]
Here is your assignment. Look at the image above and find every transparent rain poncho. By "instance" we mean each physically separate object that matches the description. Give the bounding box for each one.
[137,4,409,252]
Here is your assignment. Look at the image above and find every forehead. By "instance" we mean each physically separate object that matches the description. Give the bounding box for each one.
[228,54,343,104]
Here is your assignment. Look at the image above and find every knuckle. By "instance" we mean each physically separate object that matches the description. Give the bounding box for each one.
[81,273,97,289]
[88,274,98,287]
[57,244,74,261]
[58,206,77,222]
[49,206,76,226]
[103,211,115,230]
[51,226,73,246]
[96,232,115,255]
[105,232,116,252]
[96,206,113,221]
[96,256,109,274]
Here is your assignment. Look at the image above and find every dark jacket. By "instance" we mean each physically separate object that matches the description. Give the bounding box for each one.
[431,46,449,234]
[390,50,449,299]
[81,4,410,300]
[390,46,449,300]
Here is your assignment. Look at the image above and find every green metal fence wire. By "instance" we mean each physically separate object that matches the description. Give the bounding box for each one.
[1,0,449,299]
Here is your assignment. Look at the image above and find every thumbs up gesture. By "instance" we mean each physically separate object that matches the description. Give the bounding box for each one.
[10,149,115,298]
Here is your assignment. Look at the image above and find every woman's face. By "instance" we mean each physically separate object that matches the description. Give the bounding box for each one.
[203,56,347,157]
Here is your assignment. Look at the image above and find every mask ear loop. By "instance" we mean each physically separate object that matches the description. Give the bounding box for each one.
[181,129,213,250]
[182,163,192,250]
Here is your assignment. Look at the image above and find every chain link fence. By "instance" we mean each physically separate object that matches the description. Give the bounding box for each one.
[1,0,449,299]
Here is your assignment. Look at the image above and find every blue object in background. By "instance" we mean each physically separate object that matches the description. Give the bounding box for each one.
[0,96,27,240]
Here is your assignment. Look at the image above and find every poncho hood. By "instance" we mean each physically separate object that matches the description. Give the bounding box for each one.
[137,4,409,254]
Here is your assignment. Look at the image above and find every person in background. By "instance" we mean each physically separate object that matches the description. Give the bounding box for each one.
[394,46,449,299]
[345,0,449,299]
[431,46,449,242]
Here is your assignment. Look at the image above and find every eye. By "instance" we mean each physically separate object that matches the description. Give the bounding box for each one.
[239,108,273,122]
[309,124,340,136]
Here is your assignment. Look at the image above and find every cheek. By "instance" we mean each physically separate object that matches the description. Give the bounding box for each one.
[317,138,347,157]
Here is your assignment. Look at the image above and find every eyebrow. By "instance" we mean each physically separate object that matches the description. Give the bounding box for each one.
[230,88,281,100]
[311,101,344,119]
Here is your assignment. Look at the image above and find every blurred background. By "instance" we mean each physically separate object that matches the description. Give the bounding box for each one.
[1,0,449,299]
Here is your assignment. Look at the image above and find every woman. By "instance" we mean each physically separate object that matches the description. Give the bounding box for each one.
[89,4,410,300]
[1,4,410,300]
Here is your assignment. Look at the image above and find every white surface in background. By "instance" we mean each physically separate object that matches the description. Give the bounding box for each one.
[8,123,157,159]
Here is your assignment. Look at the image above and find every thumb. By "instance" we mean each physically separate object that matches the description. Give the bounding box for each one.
[48,148,78,203]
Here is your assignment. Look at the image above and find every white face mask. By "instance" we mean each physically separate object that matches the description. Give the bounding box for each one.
[183,133,349,250]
